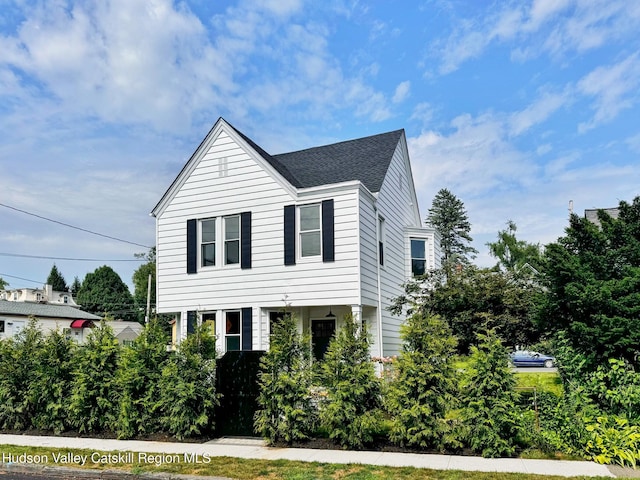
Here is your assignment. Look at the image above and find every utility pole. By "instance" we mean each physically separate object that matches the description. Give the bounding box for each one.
[145,273,151,324]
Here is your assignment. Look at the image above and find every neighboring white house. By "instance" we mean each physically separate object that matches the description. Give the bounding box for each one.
[1,284,77,306]
[0,300,102,343]
[152,118,440,359]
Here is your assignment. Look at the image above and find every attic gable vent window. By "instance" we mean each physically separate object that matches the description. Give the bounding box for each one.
[219,157,228,177]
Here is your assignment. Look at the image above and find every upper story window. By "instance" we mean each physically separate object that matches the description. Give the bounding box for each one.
[36,293,42,301]
[299,204,321,257]
[411,238,426,277]
[200,218,216,267]
[224,215,240,265]
[63,295,69,304]
[188,213,251,274]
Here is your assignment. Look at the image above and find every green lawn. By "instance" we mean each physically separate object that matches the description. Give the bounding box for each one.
[515,371,563,396]
[0,444,610,480]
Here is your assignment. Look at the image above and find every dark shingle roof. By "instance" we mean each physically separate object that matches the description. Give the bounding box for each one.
[0,301,102,321]
[230,122,404,193]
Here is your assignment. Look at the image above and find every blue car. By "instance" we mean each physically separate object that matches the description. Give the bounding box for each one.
[510,350,555,368]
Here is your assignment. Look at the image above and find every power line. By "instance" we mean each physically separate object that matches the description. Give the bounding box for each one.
[0,273,44,285]
[0,202,152,249]
[0,252,145,262]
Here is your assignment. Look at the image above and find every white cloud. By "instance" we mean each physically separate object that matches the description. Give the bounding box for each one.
[392,81,410,104]
[577,53,640,132]
[430,0,640,74]
[509,89,569,136]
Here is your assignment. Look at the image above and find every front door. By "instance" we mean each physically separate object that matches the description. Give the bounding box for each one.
[312,319,335,360]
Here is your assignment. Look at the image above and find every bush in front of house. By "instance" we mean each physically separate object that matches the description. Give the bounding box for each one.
[319,314,384,449]
[460,330,524,458]
[0,318,44,430]
[116,318,170,439]
[254,312,316,444]
[386,312,461,451]
[156,322,219,440]
[31,327,76,433]
[68,319,121,433]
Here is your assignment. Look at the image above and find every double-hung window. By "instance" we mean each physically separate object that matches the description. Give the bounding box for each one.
[225,311,241,351]
[224,215,240,265]
[411,239,426,277]
[299,204,321,257]
[201,219,216,267]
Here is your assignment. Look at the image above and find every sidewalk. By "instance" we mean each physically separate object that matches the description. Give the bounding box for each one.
[0,433,626,478]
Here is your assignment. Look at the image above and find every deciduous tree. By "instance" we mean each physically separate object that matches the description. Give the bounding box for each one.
[77,265,135,321]
[486,220,543,273]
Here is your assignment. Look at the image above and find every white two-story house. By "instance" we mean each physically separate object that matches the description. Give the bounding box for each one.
[152,118,440,359]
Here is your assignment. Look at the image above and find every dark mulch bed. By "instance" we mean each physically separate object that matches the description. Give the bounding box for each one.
[0,429,209,444]
[271,436,477,456]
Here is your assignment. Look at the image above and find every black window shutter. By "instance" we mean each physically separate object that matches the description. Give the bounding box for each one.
[322,199,335,262]
[241,212,252,269]
[186,310,197,335]
[241,307,252,351]
[186,219,197,274]
[284,205,296,265]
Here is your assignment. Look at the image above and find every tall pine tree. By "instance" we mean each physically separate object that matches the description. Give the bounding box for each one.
[47,264,67,291]
[426,189,477,266]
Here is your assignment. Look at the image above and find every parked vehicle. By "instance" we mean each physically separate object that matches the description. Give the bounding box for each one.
[509,350,555,368]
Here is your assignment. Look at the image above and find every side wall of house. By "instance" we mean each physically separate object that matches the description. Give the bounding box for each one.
[374,139,423,356]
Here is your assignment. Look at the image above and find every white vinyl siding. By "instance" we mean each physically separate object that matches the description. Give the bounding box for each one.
[373,139,429,356]
[156,128,363,342]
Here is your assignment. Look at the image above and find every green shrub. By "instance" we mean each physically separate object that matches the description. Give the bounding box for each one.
[320,314,384,449]
[584,359,640,421]
[0,318,43,430]
[254,312,315,444]
[156,323,219,440]
[31,328,76,433]
[68,320,121,433]
[535,388,594,456]
[386,313,460,451]
[585,415,640,467]
[461,331,523,457]
[116,319,169,439]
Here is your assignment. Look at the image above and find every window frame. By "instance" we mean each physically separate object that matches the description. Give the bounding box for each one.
[224,214,241,266]
[224,310,241,351]
[298,203,322,259]
[378,216,385,267]
[200,218,217,268]
[410,238,427,277]
[202,312,216,337]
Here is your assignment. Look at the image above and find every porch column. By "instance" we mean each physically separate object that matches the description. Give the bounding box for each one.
[351,304,363,334]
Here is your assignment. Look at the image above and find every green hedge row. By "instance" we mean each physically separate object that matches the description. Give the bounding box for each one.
[0,317,218,440]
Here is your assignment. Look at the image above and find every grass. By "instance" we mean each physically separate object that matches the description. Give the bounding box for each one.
[0,444,611,480]
[515,371,563,397]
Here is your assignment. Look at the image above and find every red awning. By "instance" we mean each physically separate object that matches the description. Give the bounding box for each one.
[70,319,93,329]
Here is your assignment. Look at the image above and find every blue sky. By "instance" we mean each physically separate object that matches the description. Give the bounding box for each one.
[1,0,639,294]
